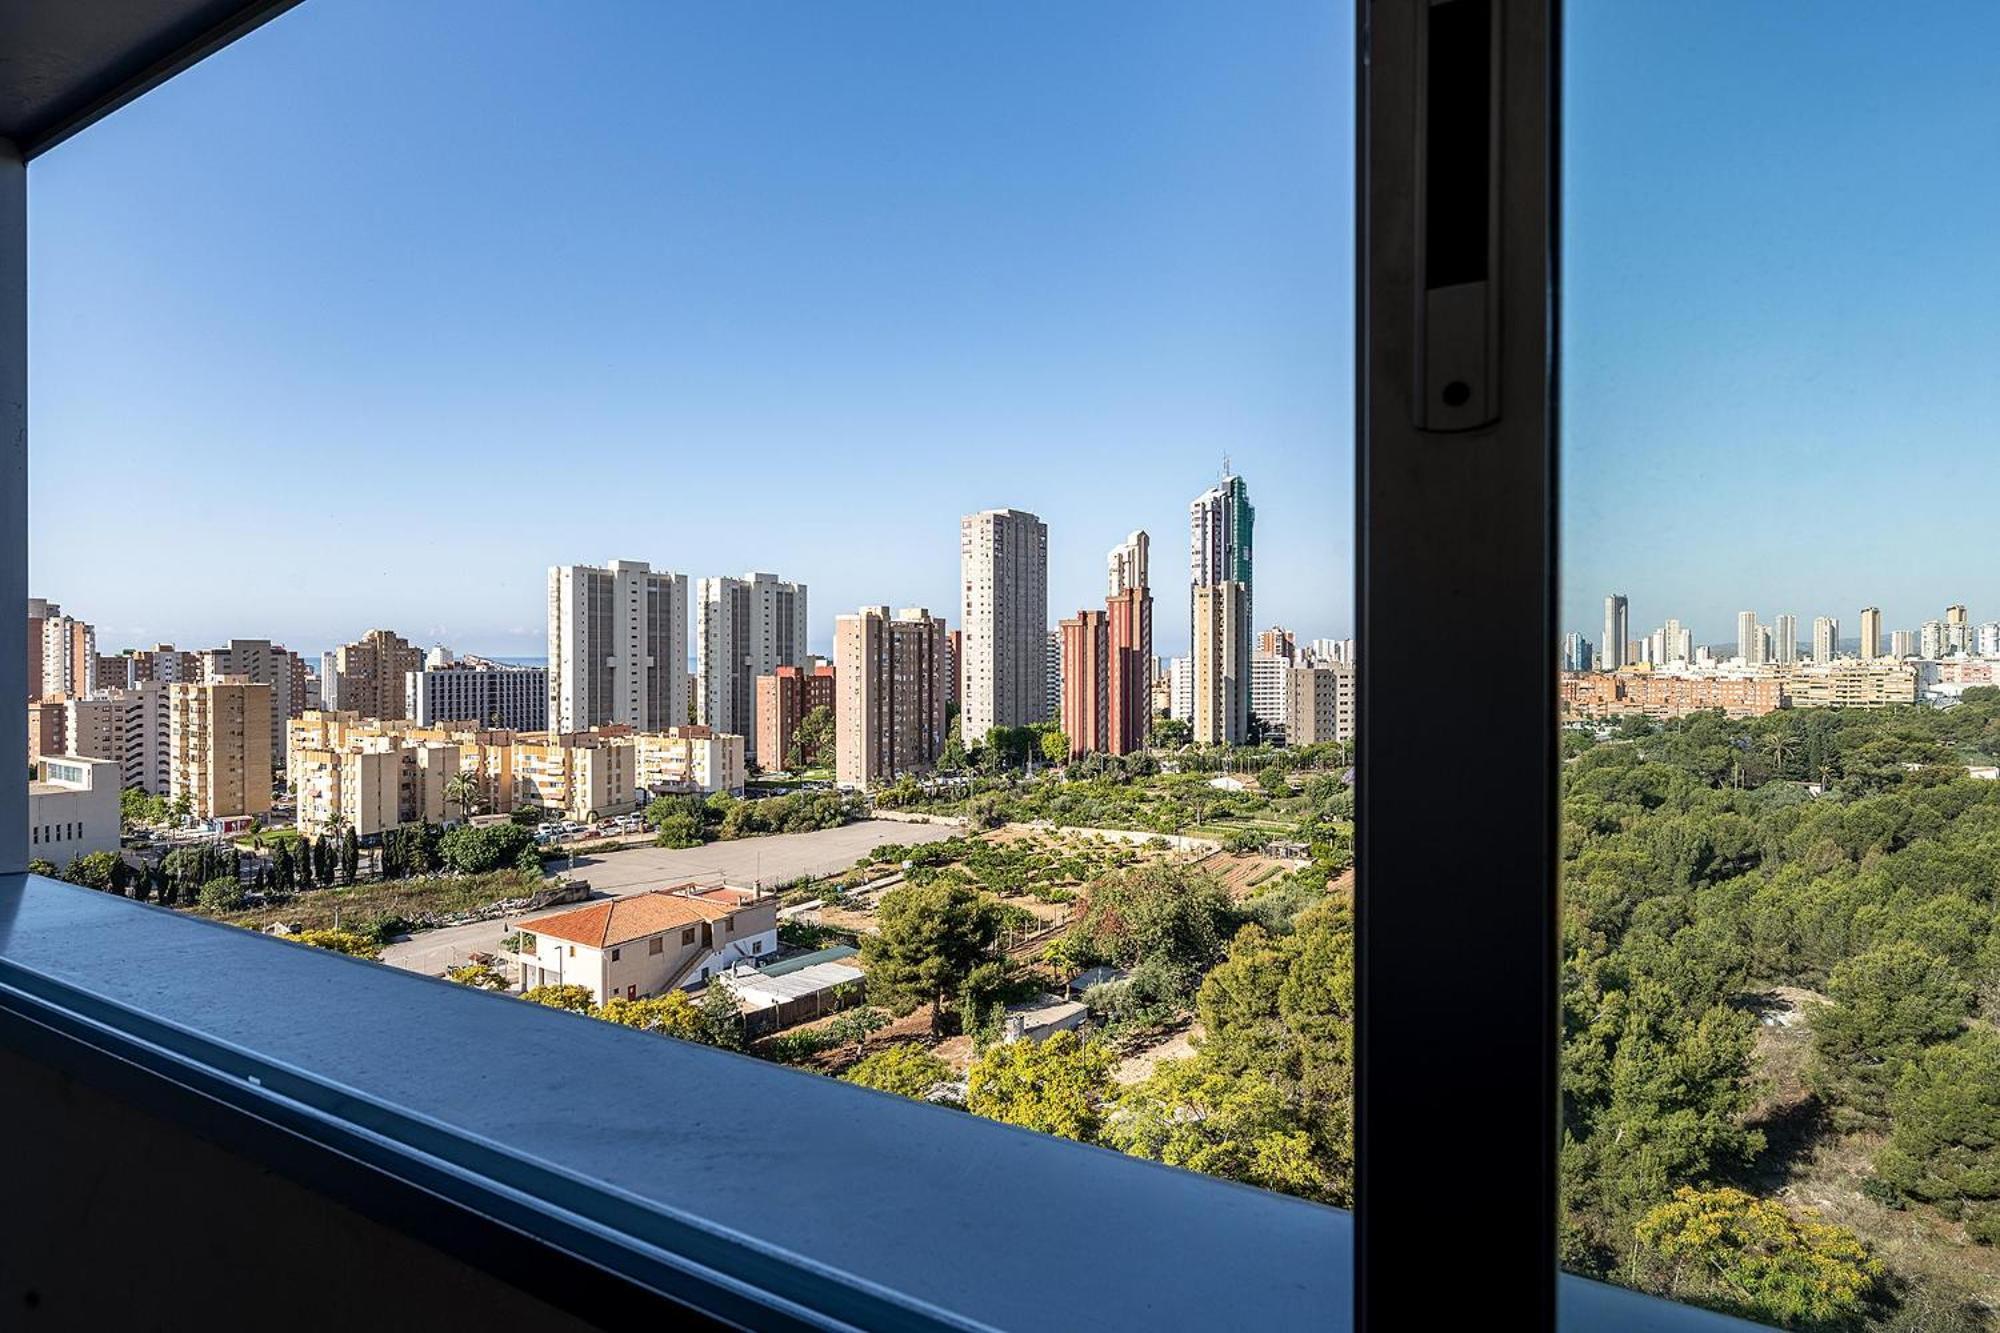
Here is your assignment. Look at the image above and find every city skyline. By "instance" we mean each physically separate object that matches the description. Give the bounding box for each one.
[1573,594,2000,659]
[24,0,1352,659]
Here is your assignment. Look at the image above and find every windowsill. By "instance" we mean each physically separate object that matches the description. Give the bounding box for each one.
[0,873,1753,1331]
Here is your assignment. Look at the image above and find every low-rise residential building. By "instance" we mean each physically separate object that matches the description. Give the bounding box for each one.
[293,735,463,837]
[517,885,780,1004]
[1783,661,1921,709]
[1561,671,1785,719]
[514,730,635,821]
[28,755,120,865]
[633,726,745,799]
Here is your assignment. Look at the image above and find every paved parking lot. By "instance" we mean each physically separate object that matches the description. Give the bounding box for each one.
[380,819,958,977]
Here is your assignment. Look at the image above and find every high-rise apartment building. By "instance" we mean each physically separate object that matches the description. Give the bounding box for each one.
[1105,531,1153,755]
[199,639,304,772]
[1979,623,2000,660]
[1045,629,1062,727]
[1892,629,1917,659]
[1192,582,1250,745]
[755,665,836,773]
[1921,620,1946,659]
[1058,610,1110,759]
[25,597,53,702]
[332,628,424,722]
[1773,614,1798,665]
[1602,595,1630,670]
[1249,652,1291,740]
[1287,663,1356,746]
[319,650,342,711]
[1859,606,1883,660]
[98,682,171,795]
[1190,473,1254,745]
[170,678,274,821]
[944,629,962,712]
[1945,604,1974,657]
[1561,632,1591,673]
[407,659,548,731]
[834,606,948,789]
[959,509,1048,747]
[1256,626,1297,663]
[1169,656,1194,723]
[38,607,95,700]
[696,573,807,765]
[547,559,689,736]
[129,643,200,686]
[1736,611,1764,665]
[1310,637,1358,666]
[1809,616,1838,663]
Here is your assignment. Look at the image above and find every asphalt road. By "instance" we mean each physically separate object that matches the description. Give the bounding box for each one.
[378,819,957,978]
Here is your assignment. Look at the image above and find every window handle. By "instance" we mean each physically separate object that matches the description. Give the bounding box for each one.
[1415,0,1500,431]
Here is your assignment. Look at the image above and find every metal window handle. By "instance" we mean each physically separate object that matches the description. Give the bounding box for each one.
[1415,0,1501,432]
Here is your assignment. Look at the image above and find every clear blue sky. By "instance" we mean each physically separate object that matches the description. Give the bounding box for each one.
[27,0,1353,662]
[1564,2,2000,647]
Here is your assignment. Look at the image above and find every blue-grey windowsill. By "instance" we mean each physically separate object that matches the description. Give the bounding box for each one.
[0,873,1756,1331]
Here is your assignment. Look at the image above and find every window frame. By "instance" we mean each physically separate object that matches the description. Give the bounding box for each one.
[1355,0,1559,1323]
[0,2,1593,1329]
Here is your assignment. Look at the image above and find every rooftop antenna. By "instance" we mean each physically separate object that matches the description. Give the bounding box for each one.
[1221,453,1232,481]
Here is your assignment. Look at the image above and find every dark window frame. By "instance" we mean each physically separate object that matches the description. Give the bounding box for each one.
[0,3,1624,1329]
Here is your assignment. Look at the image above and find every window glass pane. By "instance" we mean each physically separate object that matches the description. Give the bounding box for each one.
[1563,4,2000,1324]
[27,0,1357,1221]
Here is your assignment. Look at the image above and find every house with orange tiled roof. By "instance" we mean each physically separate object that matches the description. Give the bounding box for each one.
[515,883,778,1004]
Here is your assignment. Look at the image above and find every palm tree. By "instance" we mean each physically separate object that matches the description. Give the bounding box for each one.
[445,771,481,823]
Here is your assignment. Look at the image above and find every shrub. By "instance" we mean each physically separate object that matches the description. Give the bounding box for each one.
[842,1044,953,1100]
[196,877,246,913]
[288,928,381,959]
[438,822,535,875]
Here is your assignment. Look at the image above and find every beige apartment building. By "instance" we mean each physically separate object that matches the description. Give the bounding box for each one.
[292,732,463,837]
[959,509,1048,747]
[171,677,274,820]
[835,606,948,789]
[1781,662,1920,709]
[334,628,424,721]
[285,710,743,827]
[633,726,745,799]
[1191,582,1250,746]
[1287,663,1356,745]
[199,639,307,770]
[514,731,636,821]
